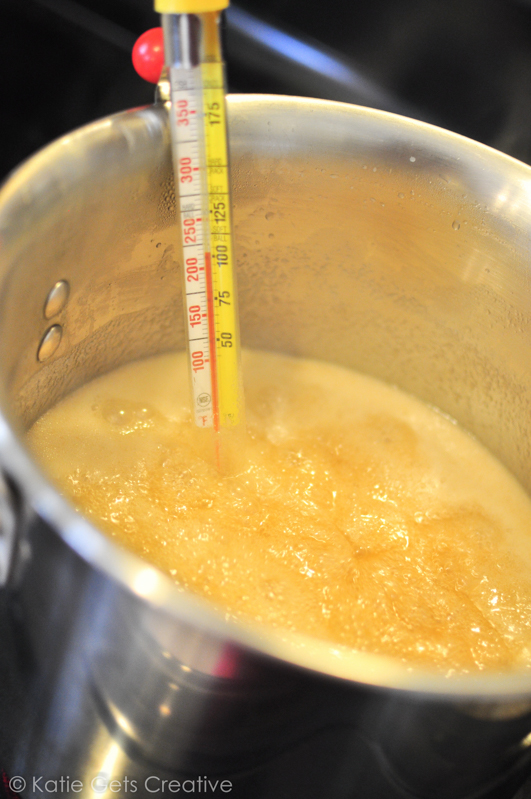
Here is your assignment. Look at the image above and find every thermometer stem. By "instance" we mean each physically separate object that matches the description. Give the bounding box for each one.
[162,11,243,438]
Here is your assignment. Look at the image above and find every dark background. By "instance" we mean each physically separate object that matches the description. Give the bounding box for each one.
[4,0,531,181]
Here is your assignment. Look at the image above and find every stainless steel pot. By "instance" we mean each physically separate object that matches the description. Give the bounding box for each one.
[1,95,531,799]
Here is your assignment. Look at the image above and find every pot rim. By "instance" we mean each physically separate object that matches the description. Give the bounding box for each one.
[3,94,531,699]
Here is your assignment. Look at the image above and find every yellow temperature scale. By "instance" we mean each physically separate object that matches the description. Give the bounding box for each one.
[158,0,243,443]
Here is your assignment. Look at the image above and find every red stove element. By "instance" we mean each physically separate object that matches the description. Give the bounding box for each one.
[0,771,21,799]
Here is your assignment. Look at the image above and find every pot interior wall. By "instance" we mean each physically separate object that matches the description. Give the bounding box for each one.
[0,97,530,494]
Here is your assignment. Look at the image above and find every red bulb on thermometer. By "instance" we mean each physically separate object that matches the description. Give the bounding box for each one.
[132,27,164,84]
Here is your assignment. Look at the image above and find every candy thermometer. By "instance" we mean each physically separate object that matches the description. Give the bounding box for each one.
[140,0,244,447]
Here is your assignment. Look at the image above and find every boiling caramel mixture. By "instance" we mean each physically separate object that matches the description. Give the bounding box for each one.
[27,350,531,673]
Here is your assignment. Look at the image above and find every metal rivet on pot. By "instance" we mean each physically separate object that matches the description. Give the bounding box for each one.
[44,280,69,319]
[37,325,62,362]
